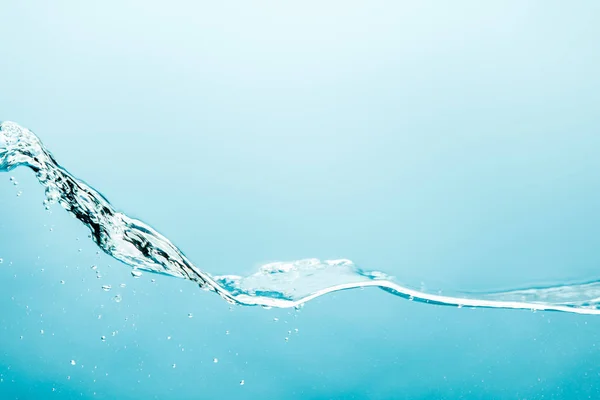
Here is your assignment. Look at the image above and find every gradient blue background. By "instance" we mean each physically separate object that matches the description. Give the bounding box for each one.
[2,1,600,398]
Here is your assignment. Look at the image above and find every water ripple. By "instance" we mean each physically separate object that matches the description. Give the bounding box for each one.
[2,121,600,314]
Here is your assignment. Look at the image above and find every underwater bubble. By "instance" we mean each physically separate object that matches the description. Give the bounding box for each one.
[70,360,76,366]
[188,313,193,318]
[101,336,106,342]
[213,358,218,363]
[101,285,111,292]
[131,269,142,278]
[113,295,122,303]
[0,259,3,264]
[240,380,245,386]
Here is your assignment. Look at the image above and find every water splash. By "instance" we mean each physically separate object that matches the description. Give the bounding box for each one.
[2,121,600,315]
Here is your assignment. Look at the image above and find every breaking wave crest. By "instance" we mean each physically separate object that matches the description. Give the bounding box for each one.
[2,121,600,315]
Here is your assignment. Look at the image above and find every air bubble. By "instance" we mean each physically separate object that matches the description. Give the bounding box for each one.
[70,360,76,366]
[131,269,142,278]
[213,358,218,363]
[113,295,122,303]
[102,285,111,292]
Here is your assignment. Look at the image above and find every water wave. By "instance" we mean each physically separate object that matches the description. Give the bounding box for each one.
[2,121,600,314]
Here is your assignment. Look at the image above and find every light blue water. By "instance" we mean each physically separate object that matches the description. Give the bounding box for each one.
[2,2,600,399]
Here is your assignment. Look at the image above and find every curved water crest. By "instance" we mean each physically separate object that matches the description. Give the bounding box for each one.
[2,121,600,315]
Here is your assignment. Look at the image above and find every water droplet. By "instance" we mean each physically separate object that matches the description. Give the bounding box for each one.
[119,283,126,288]
[284,337,289,342]
[151,279,156,283]
[16,191,22,197]
[70,360,76,366]
[102,285,111,292]
[0,259,3,264]
[188,313,193,319]
[172,364,176,369]
[40,329,44,335]
[60,280,65,285]
[91,265,97,270]
[167,336,171,340]
[131,269,142,278]
[273,317,279,322]
[240,380,245,386]
[113,295,122,303]
[213,358,218,363]
[225,330,230,335]
[100,336,106,342]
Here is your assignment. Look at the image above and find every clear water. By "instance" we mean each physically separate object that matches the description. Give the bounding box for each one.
[2,2,600,399]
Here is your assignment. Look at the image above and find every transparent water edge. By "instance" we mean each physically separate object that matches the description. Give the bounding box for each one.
[2,120,600,314]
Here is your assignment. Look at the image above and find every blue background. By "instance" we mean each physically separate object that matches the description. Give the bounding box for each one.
[1,1,600,398]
